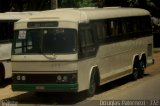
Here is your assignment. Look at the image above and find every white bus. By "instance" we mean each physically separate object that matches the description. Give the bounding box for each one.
[0,12,37,83]
[11,7,154,96]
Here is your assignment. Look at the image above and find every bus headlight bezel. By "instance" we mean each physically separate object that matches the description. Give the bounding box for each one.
[16,75,26,81]
[56,73,77,83]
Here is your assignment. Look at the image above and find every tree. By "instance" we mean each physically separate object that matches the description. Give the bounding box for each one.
[127,0,139,7]
[0,0,159,18]
[59,0,96,8]
[0,0,12,12]
[59,0,77,8]
[127,0,160,17]
[78,0,96,7]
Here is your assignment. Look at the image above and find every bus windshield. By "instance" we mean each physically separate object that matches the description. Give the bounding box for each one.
[13,28,77,54]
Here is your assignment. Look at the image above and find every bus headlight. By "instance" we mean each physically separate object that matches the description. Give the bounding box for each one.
[63,76,68,82]
[16,76,21,80]
[22,76,26,81]
[57,75,62,81]
[56,73,77,83]
[15,75,26,81]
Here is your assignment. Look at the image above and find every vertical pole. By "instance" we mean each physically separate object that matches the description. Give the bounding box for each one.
[51,0,58,9]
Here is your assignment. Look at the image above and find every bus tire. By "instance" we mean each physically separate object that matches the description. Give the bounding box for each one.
[131,58,139,81]
[138,60,145,78]
[87,71,97,97]
[0,64,5,83]
[132,68,139,80]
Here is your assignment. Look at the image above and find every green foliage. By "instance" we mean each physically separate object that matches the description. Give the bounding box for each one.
[60,0,96,8]
[60,0,78,8]
[77,0,96,7]
[0,0,159,18]
[127,0,156,8]
[127,0,139,7]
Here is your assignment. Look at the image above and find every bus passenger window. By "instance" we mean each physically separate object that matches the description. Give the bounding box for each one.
[105,21,112,38]
[85,30,95,47]
[79,25,96,58]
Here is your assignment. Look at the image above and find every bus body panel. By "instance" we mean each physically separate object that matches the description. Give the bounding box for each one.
[12,54,78,62]
[97,36,153,85]
[0,43,12,60]
[2,61,12,79]
[77,36,153,91]
[77,58,96,91]
[0,43,12,78]
[12,61,78,73]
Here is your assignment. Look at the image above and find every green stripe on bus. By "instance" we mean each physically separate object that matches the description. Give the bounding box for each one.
[12,83,78,92]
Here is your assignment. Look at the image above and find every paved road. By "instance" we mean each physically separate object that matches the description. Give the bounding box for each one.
[0,52,160,106]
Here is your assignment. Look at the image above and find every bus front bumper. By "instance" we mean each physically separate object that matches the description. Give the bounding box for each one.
[12,83,78,92]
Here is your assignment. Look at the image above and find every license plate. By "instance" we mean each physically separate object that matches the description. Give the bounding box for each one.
[35,86,45,90]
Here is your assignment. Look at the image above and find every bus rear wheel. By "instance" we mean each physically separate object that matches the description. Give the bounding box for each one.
[138,61,145,78]
[131,58,139,81]
[131,68,139,80]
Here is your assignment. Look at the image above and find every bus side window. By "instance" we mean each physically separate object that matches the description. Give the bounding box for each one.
[79,24,96,59]
[110,21,114,37]
[142,16,152,32]
[105,21,112,38]
[122,18,135,38]
[112,20,123,36]
[96,21,106,42]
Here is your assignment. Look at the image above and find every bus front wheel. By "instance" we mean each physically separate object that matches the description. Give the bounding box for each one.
[132,68,139,80]
[87,71,97,97]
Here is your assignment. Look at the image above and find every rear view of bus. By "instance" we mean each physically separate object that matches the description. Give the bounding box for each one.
[0,12,36,83]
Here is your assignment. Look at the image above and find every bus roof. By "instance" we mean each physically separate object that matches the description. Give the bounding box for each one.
[17,7,150,23]
[0,12,38,20]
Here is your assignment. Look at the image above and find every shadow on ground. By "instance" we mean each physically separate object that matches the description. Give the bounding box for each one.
[3,91,87,105]
[97,74,150,94]
[0,78,12,88]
